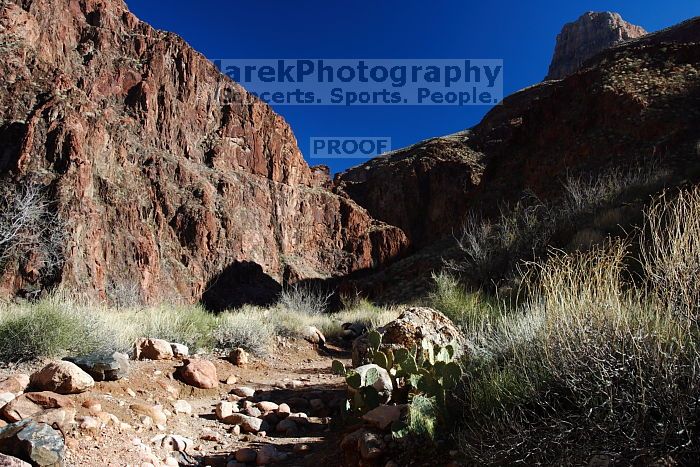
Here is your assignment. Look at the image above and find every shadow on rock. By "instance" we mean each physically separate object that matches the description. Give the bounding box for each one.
[202,261,282,312]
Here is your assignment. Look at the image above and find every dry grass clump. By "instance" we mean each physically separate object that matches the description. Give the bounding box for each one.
[427,272,501,332]
[213,305,275,357]
[277,285,331,316]
[0,288,398,362]
[458,188,700,465]
[456,166,667,285]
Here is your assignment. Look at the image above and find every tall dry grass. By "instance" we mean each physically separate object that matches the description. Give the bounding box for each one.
[458,188,700,464]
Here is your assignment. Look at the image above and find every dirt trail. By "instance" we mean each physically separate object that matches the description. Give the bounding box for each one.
[1,339,354,467]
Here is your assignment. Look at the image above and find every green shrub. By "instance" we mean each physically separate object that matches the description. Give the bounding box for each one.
[409,395,438,440]
[0,301,113,362]
[214,306,274,356]
[428,272,500,330]
[128,304,218,350]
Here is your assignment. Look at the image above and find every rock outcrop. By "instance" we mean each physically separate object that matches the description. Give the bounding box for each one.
[335,131,483,247]
[546,12,647,80]
[336,16,700,301]
[352,307,464,366]
[0,0,407,304]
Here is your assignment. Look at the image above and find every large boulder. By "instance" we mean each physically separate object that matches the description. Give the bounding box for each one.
[64,352,129,382]
[352,307,464,366]
[29,362,94,395]
[134,338,174,360]
[0,420,65,467]
[1,392,74,423]
[178,359,218,389]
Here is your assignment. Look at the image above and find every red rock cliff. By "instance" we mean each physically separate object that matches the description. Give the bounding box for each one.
[0,0,408,304]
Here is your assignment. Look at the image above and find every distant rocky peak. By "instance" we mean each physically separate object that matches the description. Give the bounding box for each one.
[546,11,647,80]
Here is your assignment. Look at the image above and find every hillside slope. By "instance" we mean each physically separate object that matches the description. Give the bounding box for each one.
[335,15,700,301]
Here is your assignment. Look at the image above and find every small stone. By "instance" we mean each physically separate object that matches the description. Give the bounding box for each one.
[134,338,174,360]
[222,413,262,433]
[215,401,238,420]
[256,401,279,412]
[130,404,167,426]
[170,343,189,358]
[160,434,193,452]
[277,403,291,415]
[287,412,309,425]
[199,430,222,443]
[228,348,248,366]
[172,400,192,416]
[235,448,257,463]
[244,406,261,418]
[229,425,241,435]
[81,398,102,412]
[79,416,102,430]
[30,361,94,394]
[126,388,137,398]
[362,405,405,431]
[0,453,31,467]
[179,359,218,389]
[256,445,280,465]
[224,375,238,385]
[231,386,255,398]
[303,326,326,346]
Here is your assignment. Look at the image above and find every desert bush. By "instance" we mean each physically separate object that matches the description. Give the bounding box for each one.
[0,299,115,362]
[455,166,667,285]
[641,187,700,322]
[214,306,275,356]
[277,284,331,316]
[0,181,65,278]
[427,272,500,330]
[458,206,700,465]
[127,303,218,350]
[105,280,144,308]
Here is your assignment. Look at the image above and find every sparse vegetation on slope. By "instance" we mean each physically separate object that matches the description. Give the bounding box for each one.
[450,188,700,464]
[0,289,398,362]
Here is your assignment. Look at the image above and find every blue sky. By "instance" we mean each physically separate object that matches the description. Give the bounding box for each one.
[125,1,699,174]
